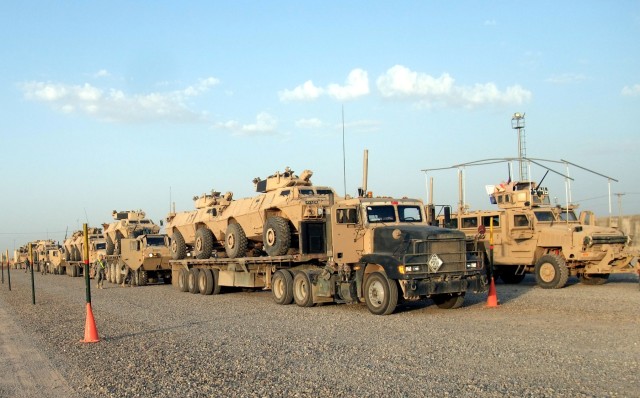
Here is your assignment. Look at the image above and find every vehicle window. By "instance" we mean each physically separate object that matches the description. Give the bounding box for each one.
[533,211,554,222]
[558,211,578,221]
[298,189,314,196]
[462,217,478,228]
[482,215,500,227]
[146,236,166,246]
[398,206,422,222]
[336,208,358,224]
[366,206,396,223]
[280,190,291,196]
[95,243,106,250]
[316,189,334,195]
[514,215,529,227]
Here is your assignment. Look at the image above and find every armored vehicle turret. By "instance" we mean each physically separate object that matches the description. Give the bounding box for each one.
[103,210,161,255]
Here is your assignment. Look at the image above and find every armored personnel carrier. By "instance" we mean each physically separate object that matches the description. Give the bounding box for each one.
[436,180,637,288]
[61,227,106,277]
[166,168,336,260]
[103,210,161,255]
[109,234,172,286]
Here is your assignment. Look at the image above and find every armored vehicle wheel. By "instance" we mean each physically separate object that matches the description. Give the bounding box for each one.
[432,293,465,309]
[188,268,200,294]
[115,265,124,284]
[71,265,79,278]
[138,270,149,286]
[263,216,291,257]
[64,250,70,261]
[171,231,187,260]
[534,254,569,289]
[109,263,116,283]
[114,233,123,255]
[225,223,248,259]
[364,272,398,315]
[106,236,115,256]
[198,269,214,295]
[499,268,526,284]
[177,269,189,292]
[579,273,610,285]
[293,271,314,307]
[194,228,214,259]
[272,269,294,305]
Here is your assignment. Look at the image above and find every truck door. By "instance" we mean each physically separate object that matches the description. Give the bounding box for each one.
[507,212,535,261]
[331,206,363,264]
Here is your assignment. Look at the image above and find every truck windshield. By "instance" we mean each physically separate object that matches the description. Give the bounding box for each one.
[315,189,334,195]
[558,210,578,222]
[146,236,166,246]
[398,205,422,222]
[95,243,106,250]
[533,211,555,222]
[366,205,396,223]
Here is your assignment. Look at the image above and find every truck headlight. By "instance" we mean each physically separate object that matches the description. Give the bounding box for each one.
[583,236,593,247]
[466,262,478,269]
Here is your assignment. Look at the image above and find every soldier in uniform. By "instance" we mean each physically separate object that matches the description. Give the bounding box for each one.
[95,254,106,289]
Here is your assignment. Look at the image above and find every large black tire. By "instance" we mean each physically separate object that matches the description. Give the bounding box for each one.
[293,271,314,307]
[272,269,294,305]
[432,293,465,309]
[198,269,214,295]
[194,228,214,259]
[114,233,123,255]
[71,265,79,278]
[579,273,610,285]
[171,231,187,260]
[534,254,569,289]
[109,263,116,283]
[263,216,291,257]
[178,269,189,292]
[225,223,248,259]
[138,270,149,286]
[64,250,70,261]
[106,236,115,256]
[115,264,124,284]
[499,268,526,284]
[364,272,399,315]
[188,268,200,294]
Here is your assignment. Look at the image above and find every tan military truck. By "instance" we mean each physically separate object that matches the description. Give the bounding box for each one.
[103,210,161,255]
[165,191,234,260]
[434,180,637,288]
[32,239,63,274]
[61,227,106,277]
[166,168,337,260]
[107,234,172,286]
[171,194,487,315]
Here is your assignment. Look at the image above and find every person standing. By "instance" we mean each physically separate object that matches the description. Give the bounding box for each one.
[24,258,30,273]
[95,255,106,289]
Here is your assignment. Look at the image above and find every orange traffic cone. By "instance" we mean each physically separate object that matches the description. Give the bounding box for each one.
[486,277,499,308]
[82,303,100,343]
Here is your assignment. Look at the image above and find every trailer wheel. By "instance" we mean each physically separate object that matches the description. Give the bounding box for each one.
[188,268,200,294]
[498,268,526,284]
[138,270,149,286]
[177,269,189,292]
[263,216,291,257]
[106,236,115,256]
[534,254,569,289]
[293,271,314,307]
[194,228,214,259]
[364,272,398,315]
[432,293,465,309]
[171,231,187,260]
[272,270,294,305]
[198,269,214,295]
[579,273,609,285]
[225,223,248,258]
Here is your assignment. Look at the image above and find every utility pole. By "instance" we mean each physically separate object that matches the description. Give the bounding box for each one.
[511,112,527,181]
[614,193,625,230]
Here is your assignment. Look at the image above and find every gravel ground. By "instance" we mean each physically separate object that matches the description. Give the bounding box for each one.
[0,269,639,397]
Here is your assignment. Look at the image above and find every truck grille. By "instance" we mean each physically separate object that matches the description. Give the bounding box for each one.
[403,238,467,273]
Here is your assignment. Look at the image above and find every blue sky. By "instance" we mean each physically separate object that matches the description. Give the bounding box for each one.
[1,1,639,253]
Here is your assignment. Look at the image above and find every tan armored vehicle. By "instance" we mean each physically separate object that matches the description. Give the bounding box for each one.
[165,191,234,260]
[436,180,637,288]
[63,231,84,261]
[32,239,63,274]
[103,210,161,255]
[109,234,172,286]
[61,227,106,277]
[166,168,336,260]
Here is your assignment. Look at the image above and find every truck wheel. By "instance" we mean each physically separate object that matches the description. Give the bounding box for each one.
[138,270,149,286]
[177,269,189,292]
[579,273,609,285]
[72,265,79,278]
[499,268,526,284]
[115,265,123,284]
[198,269,214,295]
[114,233,123,255]
[364,272,398,315]
[272,270,294,305]
[109,263,116,283]
[194,228,214,259]
[263,216,291,257]
[64,250,70,261]
[106,236,115,255]
[188,268,200,294]
[225,223,248,258]
[534,254,569,289]
[293,271,314,307]
[171,231,187,260]
[432,293,465,309]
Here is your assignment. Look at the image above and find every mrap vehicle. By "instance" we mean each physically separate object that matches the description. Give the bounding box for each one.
[171,195,487,315]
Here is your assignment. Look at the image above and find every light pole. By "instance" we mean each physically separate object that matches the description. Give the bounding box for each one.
[511,112,527,181]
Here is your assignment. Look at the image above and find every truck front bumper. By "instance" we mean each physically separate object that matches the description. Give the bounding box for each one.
[400,273,488,297]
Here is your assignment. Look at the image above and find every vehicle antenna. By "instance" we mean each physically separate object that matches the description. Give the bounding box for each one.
[342,105,347,196]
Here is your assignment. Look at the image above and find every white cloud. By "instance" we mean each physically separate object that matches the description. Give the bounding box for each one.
[93,69,110,78]
[279,68,369,102]
[278,80,324,101]
[621,84,640,97]
[21,77,220,123]
[545,73,587,84]
[326,68,370,101]
[376,65,531,108]
[296,118,324,128]
[216,112,279,136]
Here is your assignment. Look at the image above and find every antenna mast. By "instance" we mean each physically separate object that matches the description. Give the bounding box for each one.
[342,105,347,196]
[511,112,527,181]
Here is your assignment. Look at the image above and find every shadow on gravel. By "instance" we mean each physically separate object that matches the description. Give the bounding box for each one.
[104,321,209,341]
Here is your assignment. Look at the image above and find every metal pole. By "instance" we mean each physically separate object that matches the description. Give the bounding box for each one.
[2,249,4,284]
[7,248,11,291]
[489,217,494,280]
[29,243,35,305]
[83,223,91,304]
